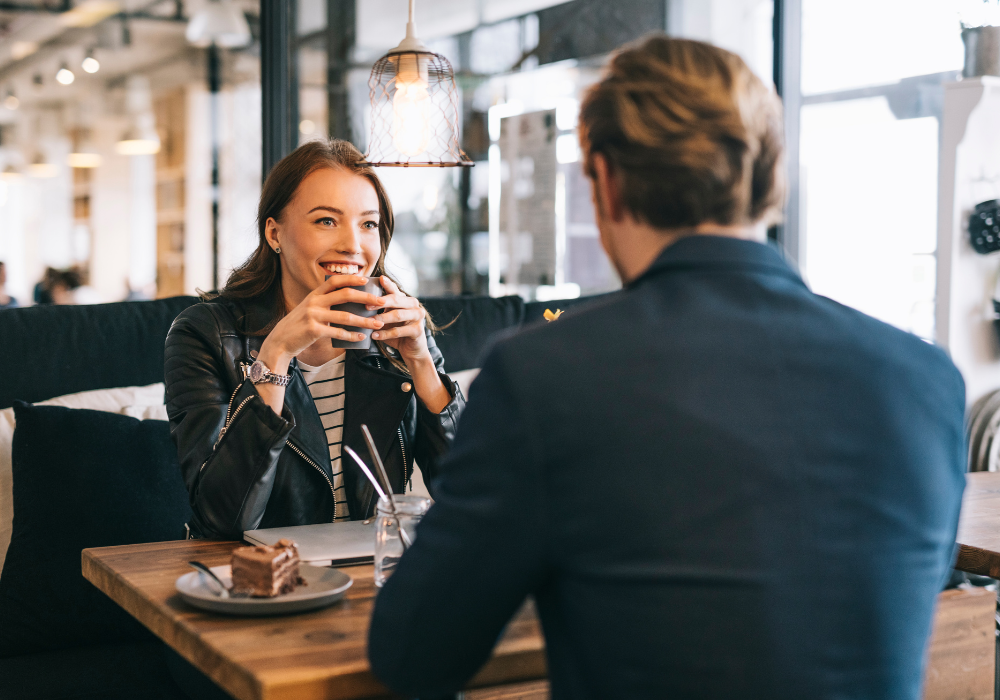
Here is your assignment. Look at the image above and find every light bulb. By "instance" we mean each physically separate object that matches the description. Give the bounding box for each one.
[56,66,75,85]
[4,95,18,110]
[392,71,431,157]
[82,56,100,73]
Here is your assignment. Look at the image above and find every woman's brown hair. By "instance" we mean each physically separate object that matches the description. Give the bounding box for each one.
[579,35,785,229]
[216,139,431,370]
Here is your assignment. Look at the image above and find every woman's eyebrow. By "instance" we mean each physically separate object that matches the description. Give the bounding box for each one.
[306,206,379,218]
[307,206,344,215]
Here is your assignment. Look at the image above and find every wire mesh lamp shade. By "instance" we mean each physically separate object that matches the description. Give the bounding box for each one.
[362,50,472,167]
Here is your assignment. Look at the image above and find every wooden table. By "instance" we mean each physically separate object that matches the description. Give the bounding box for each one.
[956,471,1000,578]
[82,540,546,700]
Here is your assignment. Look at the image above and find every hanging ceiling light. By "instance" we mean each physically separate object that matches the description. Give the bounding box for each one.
[68,129,101,168]
[363,0,471,167]
[117,79,160,156]
[4,90,18,111]
[81,49,100,74]
[68,151,101,168]
[2,164,22,180]
[56,62,75,85]
[186,0,251,48]
[116,119,160,155]
[28,151,58,178]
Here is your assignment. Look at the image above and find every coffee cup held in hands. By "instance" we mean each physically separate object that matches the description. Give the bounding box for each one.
[328,276,384,349]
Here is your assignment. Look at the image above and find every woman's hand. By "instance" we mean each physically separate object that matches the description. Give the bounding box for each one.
[370,275,431,364]
[371,275,452,414]
[258,274,385,370]
[254,275,384,417]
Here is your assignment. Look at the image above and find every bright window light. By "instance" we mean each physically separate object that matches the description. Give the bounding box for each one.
[800,97,939,338]
[556,134,579,164]
[801,0,963,95]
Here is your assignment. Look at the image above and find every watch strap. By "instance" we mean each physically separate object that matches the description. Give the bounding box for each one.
[248,359,291,387]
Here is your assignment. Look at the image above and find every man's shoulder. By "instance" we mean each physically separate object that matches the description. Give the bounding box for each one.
[816,294,960,383]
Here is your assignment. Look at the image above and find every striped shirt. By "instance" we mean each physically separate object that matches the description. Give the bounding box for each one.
[298,354,350,521]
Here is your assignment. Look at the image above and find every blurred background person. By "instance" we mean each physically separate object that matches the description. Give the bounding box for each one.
[32,266,92,305]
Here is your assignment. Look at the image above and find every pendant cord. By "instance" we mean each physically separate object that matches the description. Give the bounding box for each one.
[409,0,415,26]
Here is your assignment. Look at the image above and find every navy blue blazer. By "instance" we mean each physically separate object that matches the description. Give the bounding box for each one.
[368,236,966,699]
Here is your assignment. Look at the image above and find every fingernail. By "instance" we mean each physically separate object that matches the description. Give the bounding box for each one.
[358,333,367,340]
[374,320,383,327]
[372,332,380,339]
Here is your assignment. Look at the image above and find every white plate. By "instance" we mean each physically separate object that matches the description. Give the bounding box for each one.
[176,564,353,616]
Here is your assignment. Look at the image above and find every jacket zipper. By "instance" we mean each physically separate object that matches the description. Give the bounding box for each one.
[398,427,410,490]
[215,396,253,448]
[287,440,338,523]
[199,385,243,472]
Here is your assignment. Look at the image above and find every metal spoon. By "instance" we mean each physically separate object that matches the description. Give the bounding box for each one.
[361,425,415,550]
[344,445,387,501]
[188,561,230,598]
[344,444,412,550]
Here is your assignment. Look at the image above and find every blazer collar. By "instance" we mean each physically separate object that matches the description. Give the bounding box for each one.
[630,235,803,288]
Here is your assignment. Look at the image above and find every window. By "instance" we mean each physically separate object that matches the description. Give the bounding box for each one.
[797,0,964,338]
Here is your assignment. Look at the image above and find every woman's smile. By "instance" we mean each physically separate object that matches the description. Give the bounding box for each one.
[320,262,363,275]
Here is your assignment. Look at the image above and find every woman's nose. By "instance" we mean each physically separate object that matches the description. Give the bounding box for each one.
[335,227,364,254]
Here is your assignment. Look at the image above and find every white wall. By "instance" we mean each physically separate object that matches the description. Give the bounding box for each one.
[90,116,156,302]
[218,83,262,284]
[185,85,213,295]
[185,81,263,296]
[128,154,157,295]
[936,77,1000,406]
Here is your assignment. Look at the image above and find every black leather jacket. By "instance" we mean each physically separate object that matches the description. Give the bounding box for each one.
[163,295,465,540]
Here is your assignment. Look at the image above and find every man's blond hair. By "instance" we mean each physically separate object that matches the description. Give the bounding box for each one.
[579,35,785,228]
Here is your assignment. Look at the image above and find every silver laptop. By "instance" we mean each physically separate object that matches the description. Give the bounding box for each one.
[243,520,376,566]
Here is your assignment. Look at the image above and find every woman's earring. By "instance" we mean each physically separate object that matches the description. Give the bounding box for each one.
[274,246,281,254]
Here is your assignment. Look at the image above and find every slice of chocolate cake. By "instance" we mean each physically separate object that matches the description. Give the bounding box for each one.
[230,538,304,598]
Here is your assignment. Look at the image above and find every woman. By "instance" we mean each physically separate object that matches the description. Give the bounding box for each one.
[164,140,465,540]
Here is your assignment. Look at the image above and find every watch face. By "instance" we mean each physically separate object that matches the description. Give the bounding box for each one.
[248,361,266,383]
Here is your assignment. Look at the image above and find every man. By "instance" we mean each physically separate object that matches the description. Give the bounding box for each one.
[368,36,966,699]
[0,262,17,309]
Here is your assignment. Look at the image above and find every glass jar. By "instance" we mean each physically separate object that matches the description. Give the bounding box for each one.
[374,494,430,587]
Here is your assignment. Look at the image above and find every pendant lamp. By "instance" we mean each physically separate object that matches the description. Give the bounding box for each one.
[363,0,472,167]
[68,129,101,168]
[27,151,57,178]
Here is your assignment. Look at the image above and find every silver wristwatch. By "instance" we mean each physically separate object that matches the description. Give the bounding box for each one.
[246,359,291,387]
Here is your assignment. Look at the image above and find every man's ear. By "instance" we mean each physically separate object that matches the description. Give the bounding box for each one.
[591,153,625,223]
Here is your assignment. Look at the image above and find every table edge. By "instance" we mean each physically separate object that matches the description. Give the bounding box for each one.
[954,542,1000,579]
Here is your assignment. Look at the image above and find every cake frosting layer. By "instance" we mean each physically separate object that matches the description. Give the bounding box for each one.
[231,538,303,597]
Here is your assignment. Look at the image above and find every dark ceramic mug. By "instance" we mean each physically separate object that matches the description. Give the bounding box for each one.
[328,277,384,350]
